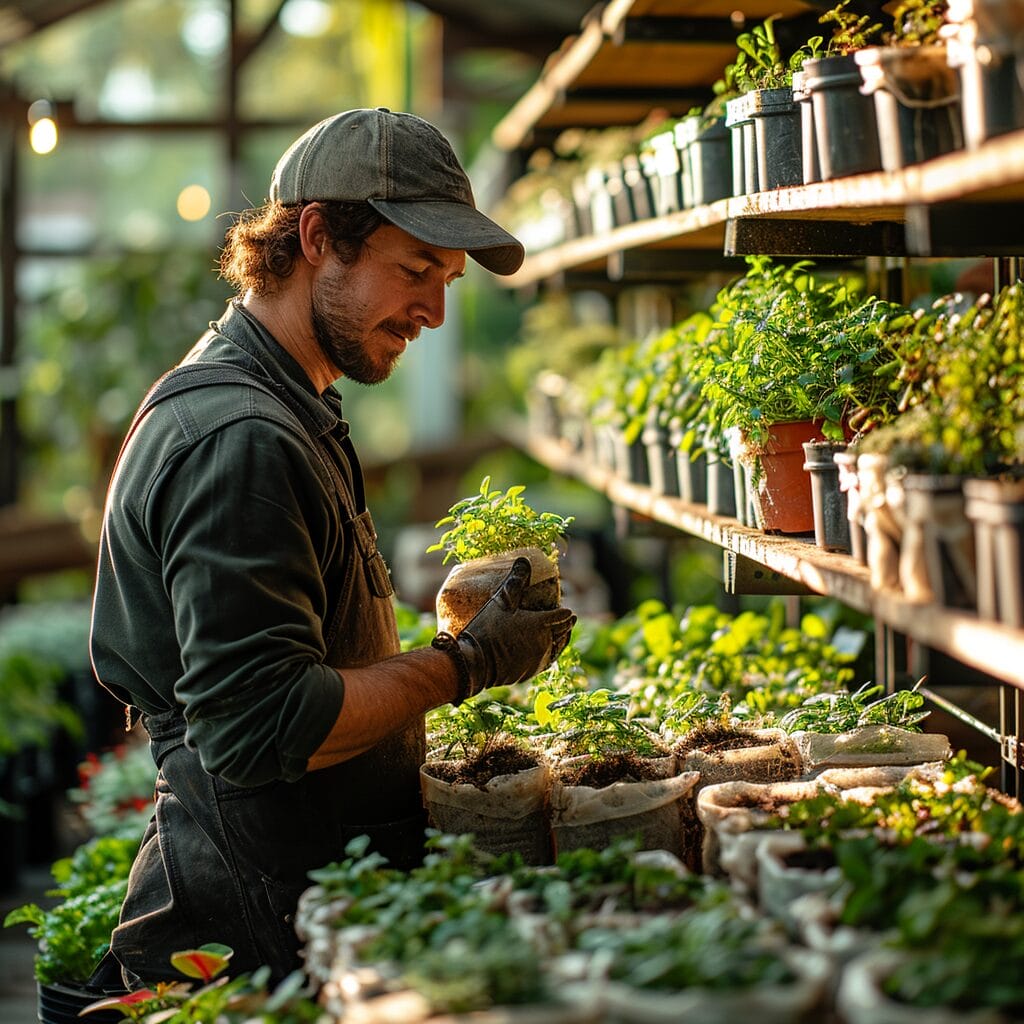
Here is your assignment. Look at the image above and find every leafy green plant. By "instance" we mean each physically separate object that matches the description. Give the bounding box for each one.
[426,694,534,763]
[0,651,82,757]
[427,476,574,565]
[855,283,1024,473]
[618,600,858,722]
[4,834,140,984]
[577,886,795,992]
[884,0,948,45]
[777,680,929,733]
[532,686,665,760]
[5,880,128,985]
[697,257,931,449]
[818,0,883,55]
[733,17,820,90]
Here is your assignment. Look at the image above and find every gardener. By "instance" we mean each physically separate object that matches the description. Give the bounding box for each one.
[89,108,576,990]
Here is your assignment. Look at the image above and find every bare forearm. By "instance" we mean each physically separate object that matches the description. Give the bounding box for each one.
[306,647,458,772]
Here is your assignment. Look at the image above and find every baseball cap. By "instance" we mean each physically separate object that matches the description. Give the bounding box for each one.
[269,107,524,276]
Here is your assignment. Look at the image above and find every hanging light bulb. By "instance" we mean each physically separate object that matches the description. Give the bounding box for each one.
[27,99,58,155]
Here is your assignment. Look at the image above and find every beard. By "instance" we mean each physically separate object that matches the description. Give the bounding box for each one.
[309,261,411,386]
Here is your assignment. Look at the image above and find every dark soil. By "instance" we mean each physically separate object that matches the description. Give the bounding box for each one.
[424,739,541,790]
[782,847,837,871]
[555,751,667,789]
[674,723,773,757]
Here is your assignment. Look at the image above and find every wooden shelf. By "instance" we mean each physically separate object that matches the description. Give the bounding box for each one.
[492,0,820,151]
[524,432,1024,690]
[500,129,1024,287]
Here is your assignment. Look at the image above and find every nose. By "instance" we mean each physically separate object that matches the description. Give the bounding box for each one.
[410,279,445,330]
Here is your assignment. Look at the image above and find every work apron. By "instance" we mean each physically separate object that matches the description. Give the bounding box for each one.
[96,362,427,988]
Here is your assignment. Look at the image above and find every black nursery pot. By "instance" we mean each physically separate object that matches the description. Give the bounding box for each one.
[681,115,732,206]
[706,451,738,518]
[952,37,1024,150]
[643,413,680,498]
[622,152,655,221]
[750,86,803,190]
[856,45,963,170]
[803,441,851,553]
[804,54,883,180]
[38,981,125,1024]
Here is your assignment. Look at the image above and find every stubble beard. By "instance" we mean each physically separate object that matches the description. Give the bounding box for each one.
[310,263,402,386]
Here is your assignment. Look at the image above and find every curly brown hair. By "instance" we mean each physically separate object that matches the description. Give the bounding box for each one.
[218,200,385,295]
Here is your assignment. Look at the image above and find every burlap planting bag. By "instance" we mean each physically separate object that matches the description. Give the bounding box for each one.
[436,546,560,635]
[420,759,553,865]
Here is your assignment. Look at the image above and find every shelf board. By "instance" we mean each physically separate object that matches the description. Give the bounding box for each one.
[522,432,1024,689]
[501,129,1024,286]
[492,0,818,151]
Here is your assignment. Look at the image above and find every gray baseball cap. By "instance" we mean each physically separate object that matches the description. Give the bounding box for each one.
[269,107,524,276]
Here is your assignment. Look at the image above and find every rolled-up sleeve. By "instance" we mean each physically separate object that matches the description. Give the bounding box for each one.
[151,417,344,786]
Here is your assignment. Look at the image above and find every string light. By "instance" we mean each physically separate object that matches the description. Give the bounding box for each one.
[27,99,58,155]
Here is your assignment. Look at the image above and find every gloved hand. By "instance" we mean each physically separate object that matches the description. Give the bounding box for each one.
[432,556,576,704]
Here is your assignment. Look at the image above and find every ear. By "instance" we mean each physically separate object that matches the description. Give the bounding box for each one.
[298,204,330,265]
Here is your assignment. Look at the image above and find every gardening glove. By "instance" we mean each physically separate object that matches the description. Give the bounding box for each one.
[431,556,576,705]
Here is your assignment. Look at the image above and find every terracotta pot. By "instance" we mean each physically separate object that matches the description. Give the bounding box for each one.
[744,420,832,534]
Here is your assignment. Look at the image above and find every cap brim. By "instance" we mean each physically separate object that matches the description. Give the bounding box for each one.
[369,199,525,276]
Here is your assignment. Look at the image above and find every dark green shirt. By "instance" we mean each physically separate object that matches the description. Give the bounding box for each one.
[91,301,352,787]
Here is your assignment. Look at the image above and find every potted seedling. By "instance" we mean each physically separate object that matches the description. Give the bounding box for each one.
[855,0,962,171]
[677,60,740,208]
[421,692,553,865]
[533,671,697,859]
[777,680,950,771]
[945,0,1024,150]
[802,0,885,179]
[855,284,1024,609]
[660,691,802,873]
[299,833,572,1020]
[428,475,574,637]
[4,834,140,1023]
[570,885,831,1022]
[729,17,823,192]
[698,258,922,533]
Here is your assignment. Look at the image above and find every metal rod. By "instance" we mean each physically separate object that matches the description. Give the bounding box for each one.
[919,685,1001,743]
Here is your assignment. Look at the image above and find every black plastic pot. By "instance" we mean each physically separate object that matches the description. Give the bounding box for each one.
[622,152,655,221]
[612,429,650,486]
[706,452,737,518]
[951,37,1024,150]
[803,441,851,553]
[679,452,708,505]
[964,476,1024,627]
[792,69,821,184]
[803,54,883,180]
[668,422,707,503]
[681,115,732,207]
[38,981,125,1024]
[642,414,680,498]
[834,449,867,565]
[856,45,963,170]
[750,86,803,190]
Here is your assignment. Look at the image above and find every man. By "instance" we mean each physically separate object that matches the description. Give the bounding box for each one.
[89,107,575,988]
